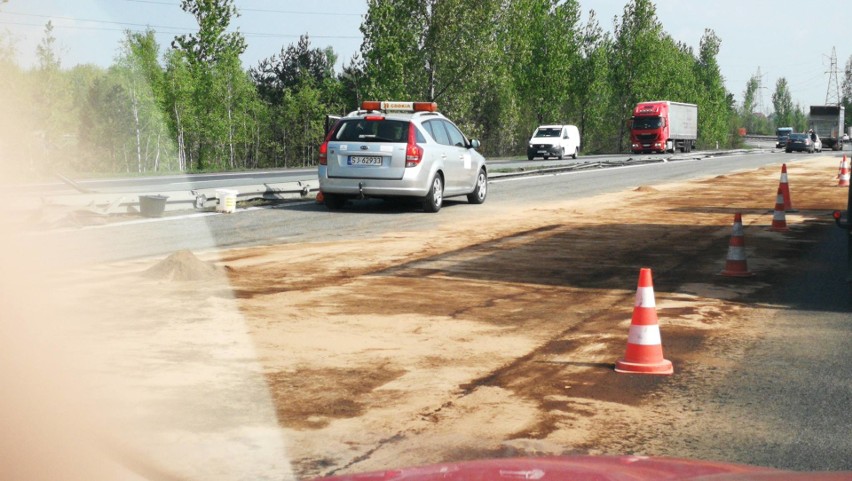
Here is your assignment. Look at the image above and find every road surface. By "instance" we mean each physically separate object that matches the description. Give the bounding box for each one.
[3,152,850,481]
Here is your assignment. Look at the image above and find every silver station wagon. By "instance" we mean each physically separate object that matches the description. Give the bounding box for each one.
[318,101,488,212]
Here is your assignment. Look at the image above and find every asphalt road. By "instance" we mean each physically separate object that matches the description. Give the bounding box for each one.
[29,149,801,267]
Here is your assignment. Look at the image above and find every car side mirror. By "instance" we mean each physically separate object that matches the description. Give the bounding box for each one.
[469,139,480,149]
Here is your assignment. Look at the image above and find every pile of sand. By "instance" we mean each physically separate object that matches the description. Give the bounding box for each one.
[143,250,226,281]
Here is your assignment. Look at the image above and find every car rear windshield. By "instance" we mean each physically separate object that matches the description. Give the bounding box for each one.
[789,133,807,140]
[333,119,409,142]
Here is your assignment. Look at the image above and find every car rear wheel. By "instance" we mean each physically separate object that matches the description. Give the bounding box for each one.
[572,148,578,159]
[467,168,487,204]
[422,175,443,213]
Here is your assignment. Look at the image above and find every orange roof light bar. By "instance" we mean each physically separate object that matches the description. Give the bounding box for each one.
[360,101,438,113]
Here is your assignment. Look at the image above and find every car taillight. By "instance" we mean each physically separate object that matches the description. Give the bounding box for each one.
[318,141,328,165]
[318,124,337,166]
[405,123,423,167]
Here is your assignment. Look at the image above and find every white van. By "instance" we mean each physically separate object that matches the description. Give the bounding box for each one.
[527,124,580,160]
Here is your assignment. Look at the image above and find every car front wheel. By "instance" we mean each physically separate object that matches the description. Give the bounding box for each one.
[423,175,443,213]
[467,168,487,205]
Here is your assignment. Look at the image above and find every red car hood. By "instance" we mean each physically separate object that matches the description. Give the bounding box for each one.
[308,456,851,481]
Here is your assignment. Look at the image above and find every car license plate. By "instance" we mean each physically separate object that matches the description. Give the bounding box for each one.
[348,155,382,166]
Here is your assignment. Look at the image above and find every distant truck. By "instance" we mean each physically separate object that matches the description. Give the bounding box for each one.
[630,101,698,154]
[775,127,793,148]
[809,105,845,151]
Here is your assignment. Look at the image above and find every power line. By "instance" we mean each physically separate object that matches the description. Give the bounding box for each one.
[0,11,362,39]
[121,0,364,16]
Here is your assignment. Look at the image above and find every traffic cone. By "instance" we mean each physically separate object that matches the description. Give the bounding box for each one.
[615,268,673,375]
[836,156,845,180]
[720,213,755,277]
[778,164,795,212]
[839,155,851,187]
[770,186,789,232]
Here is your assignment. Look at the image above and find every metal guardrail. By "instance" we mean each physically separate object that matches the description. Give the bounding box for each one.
[20,148,759,221]
[27,180,320,218]
[491,149,752,180]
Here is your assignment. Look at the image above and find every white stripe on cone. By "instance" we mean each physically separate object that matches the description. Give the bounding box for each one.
[726,246,747,261]
[627,324,662,345]
[634,286,656,308]
[732,223,744,236]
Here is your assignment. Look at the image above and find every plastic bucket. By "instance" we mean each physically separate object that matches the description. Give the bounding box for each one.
[216,189,238,213]
[139,194,169,218]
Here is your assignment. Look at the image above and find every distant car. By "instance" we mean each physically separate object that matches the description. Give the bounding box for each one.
[843,133,850,143]
[785,133,814,153]
[812,132,822,152]
[318,101,488,213]
[527,124,580,160]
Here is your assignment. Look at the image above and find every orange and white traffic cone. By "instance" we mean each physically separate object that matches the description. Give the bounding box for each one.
[779,163,795,212]
[839,155,851,187]
[615,268,673,375]
[836,155,845,180]
[720,213,755,277]
[770,186,789,232]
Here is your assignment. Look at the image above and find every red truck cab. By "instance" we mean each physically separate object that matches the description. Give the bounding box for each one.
[630,101,697,154]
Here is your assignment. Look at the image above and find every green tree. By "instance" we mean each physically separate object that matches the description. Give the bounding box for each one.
[163,49,195,171]
[32,21,75,174]
[249,34,342,167]
[500,0,581,127]
[569,10,615,153]
[251,34,337,104]
[359,0,426,100]
[771,77,794,129]
[840,55,852,129]
[609,0,668,151]
[741,74,760,134]
[792,104,808,132]
[695,29,732,148]
[115,29,172,173]
[170,0,253,171]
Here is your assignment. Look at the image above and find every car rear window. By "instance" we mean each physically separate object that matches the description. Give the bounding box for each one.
[334,119,409,142]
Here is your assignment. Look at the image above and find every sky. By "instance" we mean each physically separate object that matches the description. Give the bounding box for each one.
[1,0,850,111]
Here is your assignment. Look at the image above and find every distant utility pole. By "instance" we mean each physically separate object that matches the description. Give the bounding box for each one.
[825,46,841,106]
[755,66,767,116]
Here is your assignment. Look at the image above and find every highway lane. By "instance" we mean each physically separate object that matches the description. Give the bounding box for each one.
[23,149,830,269]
